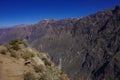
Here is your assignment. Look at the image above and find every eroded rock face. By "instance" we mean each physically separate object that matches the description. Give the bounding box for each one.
[0,5,120,80]
[31,6,120,80]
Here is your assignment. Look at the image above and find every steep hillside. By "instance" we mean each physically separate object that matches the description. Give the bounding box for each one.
[0,5,120,80]
[31,5,120,80]
[0,39,69,80]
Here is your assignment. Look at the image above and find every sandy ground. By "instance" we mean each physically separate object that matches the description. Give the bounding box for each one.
[0,54,24,80]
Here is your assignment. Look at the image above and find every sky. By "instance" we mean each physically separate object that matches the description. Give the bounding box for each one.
[0,0,120,26]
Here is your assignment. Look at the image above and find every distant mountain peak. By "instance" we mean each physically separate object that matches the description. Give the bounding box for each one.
[38,19,58,24]
[12,24,28,27]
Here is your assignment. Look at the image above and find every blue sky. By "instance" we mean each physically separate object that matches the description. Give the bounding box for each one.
[0,0,120,26]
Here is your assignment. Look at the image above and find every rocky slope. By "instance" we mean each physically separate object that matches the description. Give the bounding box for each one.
[0,39,69,80]
[0,18,79,44]
[31,5,120,80]
[0,5,120,80]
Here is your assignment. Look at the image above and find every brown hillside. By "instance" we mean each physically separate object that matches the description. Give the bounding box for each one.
[0,39,69,80]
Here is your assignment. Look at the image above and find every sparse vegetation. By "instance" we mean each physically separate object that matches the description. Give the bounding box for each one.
[34,65,45,73]
[24,72,36,80]
[39,74,48,80]
[9,39,28,50]
[22,51,35,60]
[0,40,69,80]
[42,58,51,66]
[23,39,28,47]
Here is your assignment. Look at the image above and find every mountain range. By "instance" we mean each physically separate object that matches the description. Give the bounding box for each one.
[0,5,120,80]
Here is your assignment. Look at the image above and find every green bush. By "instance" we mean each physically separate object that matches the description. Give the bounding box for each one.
[23,51,35,60]
[9,39,28,50]
[10,44,20,50]
[42,58,51,66]
[24,72,35,80]
[9,39,24,45]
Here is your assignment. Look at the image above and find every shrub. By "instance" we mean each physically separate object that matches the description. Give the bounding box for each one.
[23,51,35,60]
[9,39,28,50]
[10,44,20,50]
[24,72,35,80]
[9,39,21,50]
[23,39,28,47]
[39,74,48,80]
[9,39,22,45]
[42,58,51,66]
[34,65,45,73]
